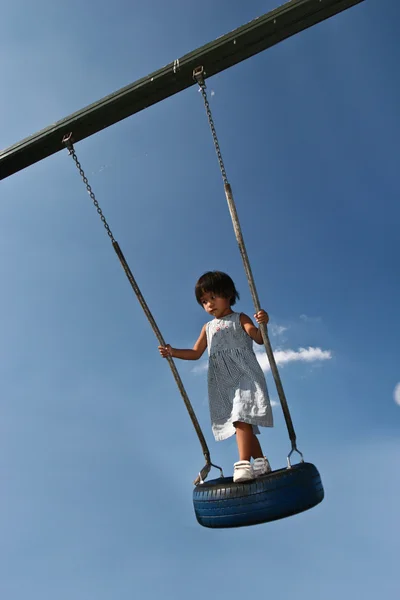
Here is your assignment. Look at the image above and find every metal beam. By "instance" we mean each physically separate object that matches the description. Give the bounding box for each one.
[0,0,364,181]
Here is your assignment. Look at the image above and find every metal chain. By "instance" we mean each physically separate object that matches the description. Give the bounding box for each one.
[193,69,228,186]
[62,133,223,484]
[193,67,304,466]
[63,134,115,243]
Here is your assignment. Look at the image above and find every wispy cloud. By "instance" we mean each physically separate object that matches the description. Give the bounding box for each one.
[300,314,322,323]
[255,346,332,373]
[270,324,288,337]
[394,382,400,406]
[192,361,208,374]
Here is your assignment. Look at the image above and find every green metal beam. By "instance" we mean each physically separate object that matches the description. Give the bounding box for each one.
[0,0,364,181]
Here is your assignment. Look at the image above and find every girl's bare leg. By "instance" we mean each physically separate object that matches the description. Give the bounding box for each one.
[234,422,264,461]
[251,433,264,460]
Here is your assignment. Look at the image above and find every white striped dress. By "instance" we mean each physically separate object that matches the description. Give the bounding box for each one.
[205,312,274,441]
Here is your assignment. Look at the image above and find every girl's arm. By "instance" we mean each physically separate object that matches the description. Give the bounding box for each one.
[158,325,207,360]
[240,311,269,345]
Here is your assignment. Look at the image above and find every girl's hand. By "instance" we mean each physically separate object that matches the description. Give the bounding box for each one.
[254,309,269,325]
[158,344,173,358]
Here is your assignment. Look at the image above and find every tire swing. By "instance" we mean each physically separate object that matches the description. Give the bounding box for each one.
[62,71,323,527]
[191,67,324,528]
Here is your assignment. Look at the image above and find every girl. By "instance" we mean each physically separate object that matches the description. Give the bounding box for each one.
[159,271,274,483]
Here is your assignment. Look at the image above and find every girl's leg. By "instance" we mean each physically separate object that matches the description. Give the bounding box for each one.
[234,422,264,461]
[251,433,264,460]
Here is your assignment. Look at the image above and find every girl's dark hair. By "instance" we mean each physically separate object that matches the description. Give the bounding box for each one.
[195,271,240,306]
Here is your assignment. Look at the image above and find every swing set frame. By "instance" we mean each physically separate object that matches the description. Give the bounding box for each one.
[0,0,364,181]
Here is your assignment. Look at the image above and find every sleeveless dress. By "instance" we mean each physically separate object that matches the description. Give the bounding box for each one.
[205,312,274,441]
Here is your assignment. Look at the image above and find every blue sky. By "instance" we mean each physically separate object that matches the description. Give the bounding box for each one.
[1,0,399,598]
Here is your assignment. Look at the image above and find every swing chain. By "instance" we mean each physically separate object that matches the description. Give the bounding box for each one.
[61,132,223,485]
[193,67,228,185]
[62,133,115,243]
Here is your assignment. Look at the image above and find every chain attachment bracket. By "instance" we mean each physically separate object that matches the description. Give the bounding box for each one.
[193,65,206,86]
[287,444,305,469]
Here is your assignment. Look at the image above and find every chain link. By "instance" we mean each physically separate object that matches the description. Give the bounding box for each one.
[63,135,115,243]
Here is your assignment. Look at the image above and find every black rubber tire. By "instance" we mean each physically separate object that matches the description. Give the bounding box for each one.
[193,462,324,528]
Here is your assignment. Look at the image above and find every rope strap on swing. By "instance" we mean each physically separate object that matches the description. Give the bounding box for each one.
[62,133,223,485]
[193,66,303,467]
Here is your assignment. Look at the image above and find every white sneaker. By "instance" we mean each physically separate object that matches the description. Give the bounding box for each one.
[233,460,254,482]
[253,457,272,478]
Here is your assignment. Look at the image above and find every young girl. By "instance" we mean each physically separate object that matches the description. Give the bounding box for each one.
[159,271,274,483]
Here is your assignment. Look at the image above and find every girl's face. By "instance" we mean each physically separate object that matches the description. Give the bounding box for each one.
[200,292,232,319]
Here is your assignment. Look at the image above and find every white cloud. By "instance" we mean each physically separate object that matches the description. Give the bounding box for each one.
[192,346,332,375]
[255,346,332,373]
[394,382,400,406]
